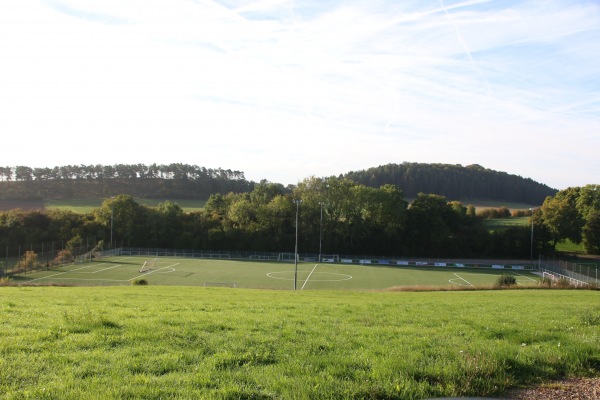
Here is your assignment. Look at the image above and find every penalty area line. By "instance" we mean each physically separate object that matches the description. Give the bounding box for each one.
[453,273,472,286]
[301,264,318,290]
[512,271,538,285]
[130,263,180,281]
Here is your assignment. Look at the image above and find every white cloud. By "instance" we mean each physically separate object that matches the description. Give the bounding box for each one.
[0,0,598,190]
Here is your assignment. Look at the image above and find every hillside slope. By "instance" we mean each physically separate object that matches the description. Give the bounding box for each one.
[342,163,556,204]
[0,162,556,205]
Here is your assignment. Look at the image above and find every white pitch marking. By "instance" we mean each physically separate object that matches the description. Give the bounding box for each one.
[25,263,101,283]
[513,271,536,286]
[79,264,123,274]
[301,264,318,290]
[130,263,180,280]
[453,273,472,286]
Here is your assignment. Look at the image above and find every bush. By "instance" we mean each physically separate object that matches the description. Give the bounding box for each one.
[496,274,517,287]
[555,278,573,288]
[540,276,554,287]
[131,278,148,286]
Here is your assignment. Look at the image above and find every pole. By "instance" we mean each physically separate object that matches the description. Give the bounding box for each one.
[319,202,324,262]
[110,198,114,249]
[529,208,535,261]
[293,199,302,290]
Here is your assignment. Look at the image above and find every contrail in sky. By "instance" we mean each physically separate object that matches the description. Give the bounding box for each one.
[438,0,492,97]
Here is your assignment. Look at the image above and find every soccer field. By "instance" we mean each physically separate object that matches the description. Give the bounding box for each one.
[17,256,541,289]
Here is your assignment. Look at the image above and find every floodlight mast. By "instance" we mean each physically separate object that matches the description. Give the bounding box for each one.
[529,207,537,261]
[318,201,325,262]
[293,199,302,290]
[110,197,114,250]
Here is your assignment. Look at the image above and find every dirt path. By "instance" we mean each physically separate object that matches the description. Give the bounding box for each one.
[502,377,600,399]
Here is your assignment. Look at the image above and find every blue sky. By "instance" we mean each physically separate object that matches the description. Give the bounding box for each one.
[1,0,598,190]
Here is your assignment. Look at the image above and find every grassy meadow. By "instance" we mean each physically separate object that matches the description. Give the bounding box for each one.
[482,217,530,231]
[2,198,534,215]
[44,198,206,213]
[0,287,598,399]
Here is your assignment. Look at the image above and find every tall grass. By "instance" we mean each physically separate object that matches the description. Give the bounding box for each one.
[1,287,598,399]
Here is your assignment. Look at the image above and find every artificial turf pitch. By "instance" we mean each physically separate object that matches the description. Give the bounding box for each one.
[17,256,540,290]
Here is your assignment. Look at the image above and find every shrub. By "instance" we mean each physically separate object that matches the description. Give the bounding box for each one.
[16,250,39,273]
[555,278,573,288]
[53,249,73,267]
[131,278,148,286]
[540,276,554,287]
[496,274,517,287]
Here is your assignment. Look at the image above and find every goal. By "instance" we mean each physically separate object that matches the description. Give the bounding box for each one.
[140,258,160,273]
[278,252,297,262]
[320,254,339,263]
[542,271,557,282]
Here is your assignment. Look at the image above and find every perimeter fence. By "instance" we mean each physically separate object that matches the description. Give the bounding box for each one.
[539,256,600,286]
[1,238,103,276]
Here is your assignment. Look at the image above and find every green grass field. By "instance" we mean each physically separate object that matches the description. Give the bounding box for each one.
[0,286,598,399]
[482,216,530,231]
[15,256,541,290]
[43,198,206,213]
[3,198,533,214]
[465,200,537,211]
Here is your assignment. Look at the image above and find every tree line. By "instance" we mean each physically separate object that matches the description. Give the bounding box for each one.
[0,164,247,181]
[0,163,254,200]
[343,162,557,204]
[533,184,600,255]
[1,163,556,206]
[3,178,597,263]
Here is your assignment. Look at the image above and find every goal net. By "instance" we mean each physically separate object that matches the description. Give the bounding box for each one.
[140,258,160,273]
[320,254,339,263]
[278,253,297,262]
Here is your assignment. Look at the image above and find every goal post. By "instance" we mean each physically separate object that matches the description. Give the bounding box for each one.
[278,253,297,262]
[542,271,557,282]
[319,254,339,263]
[140,258,160,273]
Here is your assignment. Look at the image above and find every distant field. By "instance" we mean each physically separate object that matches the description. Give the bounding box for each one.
[0,199,45,211]
[15,256,540,289]
[2,198,535,213]
[483,217,530,231]
[0,198,206,213]
[462,199,538,211]
[556,239,585,253]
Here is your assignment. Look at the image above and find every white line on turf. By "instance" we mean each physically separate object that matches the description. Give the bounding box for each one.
[453,273,472,286]
[130,263,180,280]
[79,264,123,274]
[512,271,537,282]
[25,263,102,283]
[301,264,318,290]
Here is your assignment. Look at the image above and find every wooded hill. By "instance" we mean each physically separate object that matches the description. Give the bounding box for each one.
[0,164,254,200]
[343,163,557,205]
[0,162,556,204]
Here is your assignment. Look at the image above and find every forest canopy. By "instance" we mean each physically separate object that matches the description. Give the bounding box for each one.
[4,179,597,262]
[0,162,556,205]
[343,163,556,204]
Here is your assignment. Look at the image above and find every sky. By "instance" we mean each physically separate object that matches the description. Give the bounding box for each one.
[1,0,599,190]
